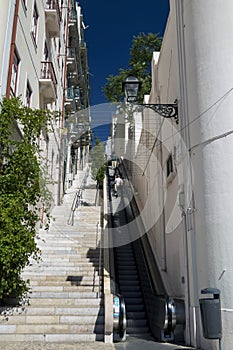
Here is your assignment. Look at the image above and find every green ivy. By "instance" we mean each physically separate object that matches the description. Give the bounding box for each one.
[90,138,106,185]
[0,97,52,303]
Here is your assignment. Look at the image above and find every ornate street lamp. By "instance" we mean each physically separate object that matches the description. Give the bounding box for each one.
[122,75,178,124]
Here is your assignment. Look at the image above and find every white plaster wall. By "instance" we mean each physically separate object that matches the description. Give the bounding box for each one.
[11,1,67,207]
[113,109,127,159]
[141,7,185,296]
[115,0,233,347]
[179,1,233,348]
[0,1,14,98]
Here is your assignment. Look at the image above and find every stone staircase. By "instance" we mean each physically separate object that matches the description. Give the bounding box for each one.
[0,170,104,343]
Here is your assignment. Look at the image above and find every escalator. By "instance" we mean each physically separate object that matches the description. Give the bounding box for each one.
[107,164,185,343]
[115,242,151,338]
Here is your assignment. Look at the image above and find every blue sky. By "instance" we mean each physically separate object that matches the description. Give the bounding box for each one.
[79,0,170,107]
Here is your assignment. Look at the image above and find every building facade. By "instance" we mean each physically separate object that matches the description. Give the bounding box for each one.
[0,0,90,211]
[112,1,233,349]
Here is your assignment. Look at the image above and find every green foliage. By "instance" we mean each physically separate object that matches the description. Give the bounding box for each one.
[90,138,106,185]
[103,32,162,103]
[0,97,52,302]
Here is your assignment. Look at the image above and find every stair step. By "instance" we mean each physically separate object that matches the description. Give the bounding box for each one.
[15,306,104,316]
[0,315,104,325]
[25,266,98,272]
[24,275,102,283]
[29,291,102,299]
[23,270,100,277]
[0,323,104,334]
[0,333,104,342]
[29,298,103,307]
[29,285,102,292]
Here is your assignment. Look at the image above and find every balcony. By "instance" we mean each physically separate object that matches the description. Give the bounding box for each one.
[69,9,77,23]
[39,61,57,103]
[66,87,80,100]
[65,87,81,112]
[67,47,78,73]
[67,71,79,86]
[45,0,61,37]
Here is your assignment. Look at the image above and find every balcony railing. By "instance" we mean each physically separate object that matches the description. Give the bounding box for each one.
[69,9,77,22]
[67,47,79,75]
[45,0,61,37]
[39,61,57,102]
[66,87,80,100]
[67,47,76,60]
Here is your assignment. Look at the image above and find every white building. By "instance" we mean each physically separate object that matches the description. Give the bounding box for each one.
[0,0,90,211]
[115,1,233,349]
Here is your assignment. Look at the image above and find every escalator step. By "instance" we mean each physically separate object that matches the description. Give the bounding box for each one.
[116,254,134,259]
[119,279,140,285]
[117,270,138,275]
[118,277,139,283]
[117,265,137,269]
[117,265,137,270]
[124,297,143,304]
[126,304,145,312]
[120,285,141,292]
[127,326,150,334]
[126,311,146,319]
[121,291,142,298]
[127,319,148,327]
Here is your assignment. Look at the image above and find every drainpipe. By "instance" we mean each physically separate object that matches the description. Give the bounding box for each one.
[58,0,70,205]
[6,0,20,98]
[175,0,201,347]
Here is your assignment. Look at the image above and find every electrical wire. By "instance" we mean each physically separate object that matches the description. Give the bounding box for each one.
[139,85,233,173]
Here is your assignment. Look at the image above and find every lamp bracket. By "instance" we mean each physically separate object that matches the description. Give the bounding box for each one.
[139,100,178,124]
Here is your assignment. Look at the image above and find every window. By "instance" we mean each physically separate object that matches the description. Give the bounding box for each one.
[31,3,39,45]
[43,42,49,61]
[10,50,20,96]
[25,81,32,107]
[166,154,174,178]
[57,40,61,68]
[21,0,27,11]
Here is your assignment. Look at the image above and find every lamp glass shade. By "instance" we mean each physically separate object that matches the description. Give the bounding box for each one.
[123,76,141,102]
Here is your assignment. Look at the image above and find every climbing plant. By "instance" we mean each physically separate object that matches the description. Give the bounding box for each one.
[90,137,106,186]
[0,97,53,303]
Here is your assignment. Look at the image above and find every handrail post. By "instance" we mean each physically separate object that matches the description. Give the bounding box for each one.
[103,175,113,343]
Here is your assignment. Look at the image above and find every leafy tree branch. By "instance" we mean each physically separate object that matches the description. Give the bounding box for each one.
[0,97,53,303]
[103,32,162,103]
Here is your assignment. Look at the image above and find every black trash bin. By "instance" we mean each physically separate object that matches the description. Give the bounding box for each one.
[199,288,222,339]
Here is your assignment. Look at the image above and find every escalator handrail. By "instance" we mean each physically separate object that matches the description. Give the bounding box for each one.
[119,161,179,339]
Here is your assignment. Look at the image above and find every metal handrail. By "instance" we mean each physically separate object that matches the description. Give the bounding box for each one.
[94,222,102,298]
[67,168,89,225]
[113,294,127,341]
[120,160,185,341]
[67,188,82,225]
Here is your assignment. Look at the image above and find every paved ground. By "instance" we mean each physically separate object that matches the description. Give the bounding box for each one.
[115,337,194,350]
[0,339,194,350]
[0,342,114,350]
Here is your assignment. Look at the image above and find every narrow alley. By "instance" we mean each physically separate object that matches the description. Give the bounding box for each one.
[0,165,193,350]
